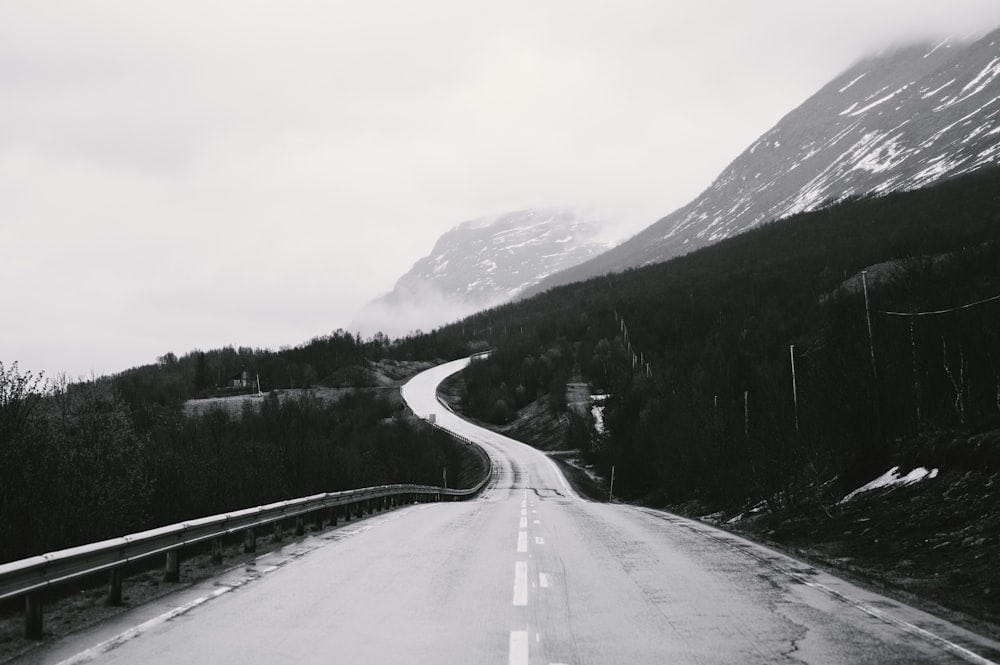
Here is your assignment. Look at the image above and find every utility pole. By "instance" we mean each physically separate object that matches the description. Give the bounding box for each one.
[862,270,877,379]
[790,345,800,436]
[744,390,749,439]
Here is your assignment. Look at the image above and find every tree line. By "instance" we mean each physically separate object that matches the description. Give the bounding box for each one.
[113,329,469,431]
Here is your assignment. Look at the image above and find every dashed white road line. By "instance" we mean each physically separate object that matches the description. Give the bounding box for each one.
[513,561,528,606]
[535,536,544,545]
[517,531,528,553]
[509,630,529,665]
[519,516,528,528]
[539,573,551,589]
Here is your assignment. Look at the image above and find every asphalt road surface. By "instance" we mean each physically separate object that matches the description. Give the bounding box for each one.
[17,357,1000,665]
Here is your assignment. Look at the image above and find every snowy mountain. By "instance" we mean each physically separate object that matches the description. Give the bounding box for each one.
[353,209,615,336]
[526,28,1000,295]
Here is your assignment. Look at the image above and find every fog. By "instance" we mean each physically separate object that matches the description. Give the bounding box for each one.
[3,1,999,378]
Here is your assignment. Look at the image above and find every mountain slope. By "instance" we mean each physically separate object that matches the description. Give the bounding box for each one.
[353,209,614,336]
[526,28,1000,296]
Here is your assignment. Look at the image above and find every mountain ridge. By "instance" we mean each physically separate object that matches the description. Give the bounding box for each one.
[521,29,1000,297]
[352,208,615,336]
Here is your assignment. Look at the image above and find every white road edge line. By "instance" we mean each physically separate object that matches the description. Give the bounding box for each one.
[636,507,999,665]
[541,453,581,501]
[797,575,999,665]
[55,587,233,665]
[51,507,420,665]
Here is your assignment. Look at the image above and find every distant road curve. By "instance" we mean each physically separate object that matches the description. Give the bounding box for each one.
[17,357,1000,665]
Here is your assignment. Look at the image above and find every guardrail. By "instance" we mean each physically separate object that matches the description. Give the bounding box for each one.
[1,476,489,640]
[3,357,496,642]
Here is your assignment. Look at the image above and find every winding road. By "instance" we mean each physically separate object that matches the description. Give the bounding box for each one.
[16,357,1000,664]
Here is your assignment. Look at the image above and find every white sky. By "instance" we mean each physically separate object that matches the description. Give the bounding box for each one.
[4,1,1000,379]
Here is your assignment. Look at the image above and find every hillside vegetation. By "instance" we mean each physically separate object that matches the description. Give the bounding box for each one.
[445,166,1000,509]
[0,355,479,565]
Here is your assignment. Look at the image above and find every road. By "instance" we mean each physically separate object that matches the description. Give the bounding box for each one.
[17,357,1000,665]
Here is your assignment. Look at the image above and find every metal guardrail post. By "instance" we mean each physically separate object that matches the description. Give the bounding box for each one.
[212,537,224,563]
[313,511,323,532]
[25,593,43,639]
[107,568,123,606]
[164,550,180,583]
[295,516,305,534]
[243,528,256,553]
[273,521,283,542]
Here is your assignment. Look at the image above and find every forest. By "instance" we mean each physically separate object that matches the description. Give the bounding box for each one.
[442,165,1000,510]
[0,357,482,564]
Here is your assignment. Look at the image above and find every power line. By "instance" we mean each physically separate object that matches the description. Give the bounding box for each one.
[880,292,1000,317]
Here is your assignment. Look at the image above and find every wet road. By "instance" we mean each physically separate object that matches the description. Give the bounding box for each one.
[19,357,1000,664]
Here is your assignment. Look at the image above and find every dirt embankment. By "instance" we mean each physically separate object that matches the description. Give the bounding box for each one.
[720,465,1000,640]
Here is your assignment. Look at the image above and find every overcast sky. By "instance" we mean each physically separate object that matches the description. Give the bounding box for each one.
[4,1,1000,379]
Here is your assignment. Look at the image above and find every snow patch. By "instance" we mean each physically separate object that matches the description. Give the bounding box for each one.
[934,58,1000,110]
[958,57,1000,97]
[591,406,605,434]
[840,466,939,503]
[852,135,910,174]
[923,39,950,59]
[908,155,958,188]
[839,73,866,93]
[921,78,956,99]
[846,84,910,117]
[839,102,859,116]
